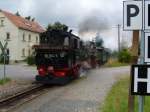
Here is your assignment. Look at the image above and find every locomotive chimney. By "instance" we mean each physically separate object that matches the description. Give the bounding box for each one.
[69,29,73,33]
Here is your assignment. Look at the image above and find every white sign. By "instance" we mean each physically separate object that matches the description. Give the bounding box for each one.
[144,33,150,62]
[132,65,150,95]
[123,1,143,30]
[145,1,150,30]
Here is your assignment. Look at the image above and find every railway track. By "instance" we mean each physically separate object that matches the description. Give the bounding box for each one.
[0,84,47,112]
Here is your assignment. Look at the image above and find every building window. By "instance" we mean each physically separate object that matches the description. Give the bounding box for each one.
[22,48,25,57]
[28,49,31,56]
[36,36,38,43]
[6,32,10,40]
[28,34,31,42]
[22,33,25,41]
[1,20,4,26]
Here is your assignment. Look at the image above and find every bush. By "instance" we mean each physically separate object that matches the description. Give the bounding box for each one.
[118,49,131,63]
[0,77,11,85]
[0,55,9,64]
[104,58,129,67]
[26,56,35,65]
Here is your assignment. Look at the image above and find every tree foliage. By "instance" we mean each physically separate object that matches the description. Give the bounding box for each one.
[118,49,131,63]
[26,56,35,65]
[47,22,68,31]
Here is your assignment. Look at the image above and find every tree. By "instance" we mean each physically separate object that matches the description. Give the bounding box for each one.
[111,50,118,58]
[47,22,68,31]
[118,48,131,63]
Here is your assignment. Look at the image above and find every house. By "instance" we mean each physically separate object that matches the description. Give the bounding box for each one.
[0,10,45,63]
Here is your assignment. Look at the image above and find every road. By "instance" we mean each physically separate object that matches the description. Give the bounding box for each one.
[0,64,37,82]
[11,66,130,112]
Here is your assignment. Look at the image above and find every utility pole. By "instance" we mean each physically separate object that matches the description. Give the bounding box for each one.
[117,24,121,52]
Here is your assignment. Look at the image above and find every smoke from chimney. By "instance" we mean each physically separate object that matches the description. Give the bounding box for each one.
[78,12,110,35]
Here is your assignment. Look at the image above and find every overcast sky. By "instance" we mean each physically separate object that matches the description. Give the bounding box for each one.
[0,0,131,50]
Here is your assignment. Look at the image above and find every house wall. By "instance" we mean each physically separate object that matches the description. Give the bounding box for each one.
[0,12,40,62]
[0,12,19,61]
[18,29,39,60]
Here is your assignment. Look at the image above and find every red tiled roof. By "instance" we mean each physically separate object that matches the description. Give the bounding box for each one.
[1,10,45,33]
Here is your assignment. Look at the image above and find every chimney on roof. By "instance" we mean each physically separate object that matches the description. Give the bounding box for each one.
[31,18,35,22]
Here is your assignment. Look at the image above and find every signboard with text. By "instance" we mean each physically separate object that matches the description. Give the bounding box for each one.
[131,65,150,95]
[123,1,150,30]
[145,1,150,30]
[123,1,143,30]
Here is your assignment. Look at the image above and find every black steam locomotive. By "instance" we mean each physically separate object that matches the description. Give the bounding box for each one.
[34,30,83,85]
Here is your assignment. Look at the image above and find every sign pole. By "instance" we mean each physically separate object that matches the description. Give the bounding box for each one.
[139,95,144,112]
[3,50,6,79]
[138,30,145,112]
[0,41,8,79]
[138,0,144,112]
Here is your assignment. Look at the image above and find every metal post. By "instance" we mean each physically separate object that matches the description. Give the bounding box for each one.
[138,0,145,112]
[139,95,144,112]
[117,24,121,52]
[138,30,145,112]
[3,50,6,79]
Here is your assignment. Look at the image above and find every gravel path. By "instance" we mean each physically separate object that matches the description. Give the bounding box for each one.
[12,66,130,112]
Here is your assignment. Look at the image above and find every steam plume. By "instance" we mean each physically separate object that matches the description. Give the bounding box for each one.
[78,13,109,35]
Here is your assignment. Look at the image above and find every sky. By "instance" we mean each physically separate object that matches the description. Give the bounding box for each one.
[0,0,131,50]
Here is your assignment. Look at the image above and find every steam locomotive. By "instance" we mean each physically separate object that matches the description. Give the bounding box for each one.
[34,30,84,85]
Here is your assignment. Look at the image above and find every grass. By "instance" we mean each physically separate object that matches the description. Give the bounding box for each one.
[101,76,130,112]
[101,76,150,112]
[0,77,11,85]
[104,59,129,67]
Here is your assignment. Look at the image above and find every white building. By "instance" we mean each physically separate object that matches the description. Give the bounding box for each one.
[0,10,45,63]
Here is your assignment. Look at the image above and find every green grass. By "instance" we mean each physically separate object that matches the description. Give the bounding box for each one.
[134,96,150,112]
[0,77,11,85]
[104,59,129,67]
[101,77,150,112]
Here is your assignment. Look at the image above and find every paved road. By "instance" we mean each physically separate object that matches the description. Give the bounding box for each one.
[0,64,37,82]
[11,66,130,112]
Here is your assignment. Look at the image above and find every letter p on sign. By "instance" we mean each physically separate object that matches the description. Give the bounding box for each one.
[123,1,143,30]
